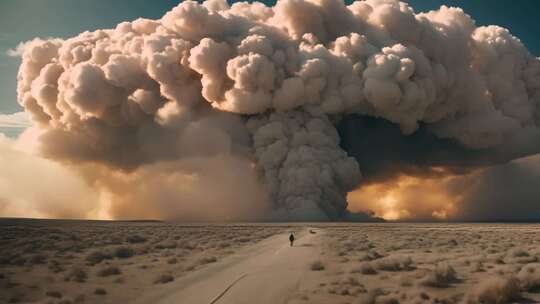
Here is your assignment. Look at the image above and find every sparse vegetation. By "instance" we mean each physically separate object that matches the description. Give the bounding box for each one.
[64,268,87,283]
[97,266,122,277]
[419,263,458,287]
[114,246,135,259]
[46,291,63,299]
[375,256,414,271]
[94,288,107,295]
[197,256,217,265]
[86,250,112,264]
[126,235,147,244]
[4,220,540,304]
[310,260,325,271]
[464,276,521,304]
[351,262,377,275]
[154,274,174,284]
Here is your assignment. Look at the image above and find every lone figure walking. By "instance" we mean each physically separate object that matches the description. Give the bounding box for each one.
[289,233,295,247]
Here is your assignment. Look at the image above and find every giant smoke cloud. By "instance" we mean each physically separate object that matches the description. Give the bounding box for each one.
[12,0,540,221]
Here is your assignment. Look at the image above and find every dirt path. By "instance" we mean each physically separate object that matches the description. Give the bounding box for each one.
[136,228,323,304]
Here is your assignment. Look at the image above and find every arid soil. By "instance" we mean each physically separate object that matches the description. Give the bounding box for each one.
[0,219,289,303]
[1,220,540,304]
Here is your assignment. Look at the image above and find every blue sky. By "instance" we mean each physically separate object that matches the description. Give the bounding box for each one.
[1,0,539,121]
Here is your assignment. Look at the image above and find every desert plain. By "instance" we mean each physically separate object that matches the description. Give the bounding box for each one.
[1,219,540,304]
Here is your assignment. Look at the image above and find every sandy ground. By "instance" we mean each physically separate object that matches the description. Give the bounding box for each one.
[2,220,540,303]
[0,219,291,303]
[136,228,323,304]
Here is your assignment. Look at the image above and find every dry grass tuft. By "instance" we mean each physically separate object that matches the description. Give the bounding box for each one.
[97,266,122,277]
[86,250,112,265]
[154,274,174,284]
[310,260,325,271]
[376,256,414,272]
[45,290,63,298]
[419,263,458,288]
[64,267,87,283]
[464,276,521,304]
[94,288,107,295]
[114,246,135,259]
[351,262,377,275]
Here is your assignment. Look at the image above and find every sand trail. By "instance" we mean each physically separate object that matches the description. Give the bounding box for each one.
[138,228,322,304]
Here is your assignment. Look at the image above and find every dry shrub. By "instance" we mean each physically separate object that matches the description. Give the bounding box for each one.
[419,263,458,288]
[464,276,520,304]
[197,256,217,265]
[46,291,63,298]
[357,288,398,304]
[64,267,87,283]
[10,256,26,266]
[29,253,47,264]
[310,260,325,271]
[154,274,174,284]
[97,266,121,277]
[179,240,197,250]
[126,235,147,244]
[86,250,112,264]
[94,288,107,295]
[155,241,177,250]
[114,246,135,259]
[509,248,529,258]
[351,262,377,275]
[74,294,85,303]
[517,263,540,291]
[376,256,414,271]
[507,248,538,264]
[48,260,65,273]
[359,250,384,261]
[217,241,231,248]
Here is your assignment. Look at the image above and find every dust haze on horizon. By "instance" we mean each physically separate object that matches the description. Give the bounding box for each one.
[2,0,540,222]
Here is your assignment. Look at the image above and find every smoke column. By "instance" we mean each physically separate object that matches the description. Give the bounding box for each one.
[14,0,540,220]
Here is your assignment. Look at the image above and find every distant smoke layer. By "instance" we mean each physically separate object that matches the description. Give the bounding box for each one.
[12,0,540,220]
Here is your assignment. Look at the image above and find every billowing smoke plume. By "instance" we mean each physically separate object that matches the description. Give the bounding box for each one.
[13,0,540,220]
[0,131,103,219]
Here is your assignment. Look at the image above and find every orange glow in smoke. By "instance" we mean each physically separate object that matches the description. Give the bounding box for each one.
[347,171,460,221]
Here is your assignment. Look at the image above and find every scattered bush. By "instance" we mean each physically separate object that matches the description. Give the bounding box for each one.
[46,291,63,298]
[352,262,377,275]
[94,288,107,295]
[29,253,47,264]
[310,260,325,271]
[64,268,87,283]
[86,250,112,264]
[464,276,521,304]
[74,294,85,303]
[126,235,147,244]
[357,288,398,304]
[154,274,174,284]
[155,241,177,250]
[114,277,125,284]
[359,250,384,262]
[48,259,65,273]
[509,248,529,258]
[420,263,458,287]
[167,258,178,264]
[376,256,414,271]
[114,246,135,259]
[97,266,121,277]
[10,257,26,266]
[197,256,217,265]
[517,263,540,292]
